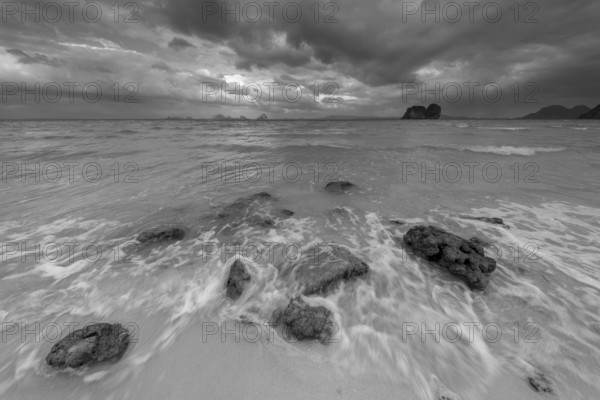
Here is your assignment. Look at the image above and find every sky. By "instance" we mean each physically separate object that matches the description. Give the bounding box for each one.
[0,0,599,119]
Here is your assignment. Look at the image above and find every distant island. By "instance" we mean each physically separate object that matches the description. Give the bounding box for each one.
[521,105,591,119]
[401,104,442,119]
[163,104,600,121]
[579,105,600,119]
[212,114,268,121]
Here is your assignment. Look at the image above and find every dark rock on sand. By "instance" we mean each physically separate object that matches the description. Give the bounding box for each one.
[290,244,369,295]
[402,226,497,290]
[46,323,130,369]
[325,181,355,193]
[137,226,185,244]
[225,259,251,300]
[528,372,553,393]
[281,297,335,343]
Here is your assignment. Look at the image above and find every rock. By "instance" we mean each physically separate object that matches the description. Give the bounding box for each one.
[324,181,355,193]
[579,104,600,119]
[217,192,274,219]
[476,217,505,226]
[469,236,491,247]
[402,104,442,119]
[281,297,335,343]
[402,226,497,290]
[275,209,294,218]
[210,192,296,237]
[290,244,369,295]
[462,216,507,227]
[402,106,427,119]
[256,114,269,121]
[425,104,442,119]
[46,323,130,369]
[137,226,185,244]
[528,372,553,393]
[225,259,251,300]
[246,215,275,228]
[327,207,352,219]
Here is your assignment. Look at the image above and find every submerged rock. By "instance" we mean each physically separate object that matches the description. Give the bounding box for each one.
[275,209,294,218]
[290,244,369,295]
[469,236,492,247]
[528,372,553,393]
[137,226,185,244]
[324,181,355,193]
[46,323,130,369]
[281,297,335,343]
[246,215,275,228]
[217,192,274,219]
[225,259,251,300]
[402,225,497,290]
[462,216,507,227]
[215,192,279,230]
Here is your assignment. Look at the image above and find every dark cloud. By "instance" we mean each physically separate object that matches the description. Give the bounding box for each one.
[168,37,196,50]
[158,0,600,88]
[152,61,175,72]
[6,48,59,67]
[1,0,600,118]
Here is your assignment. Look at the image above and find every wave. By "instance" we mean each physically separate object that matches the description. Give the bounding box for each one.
[459,145,566,156]
[410,145,566,156]
[477,127,530,131]
[549,124,590,131]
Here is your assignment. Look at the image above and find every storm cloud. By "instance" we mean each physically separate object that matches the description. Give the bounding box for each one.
[0,0,599,118]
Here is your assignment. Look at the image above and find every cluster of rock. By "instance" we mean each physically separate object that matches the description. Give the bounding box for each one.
[45,181,367,369]
[402,104,442,119]
[218,181,368,342]
[44,180,553,395]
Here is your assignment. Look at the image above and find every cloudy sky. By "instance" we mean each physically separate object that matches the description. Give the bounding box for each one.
[1,0,599,119]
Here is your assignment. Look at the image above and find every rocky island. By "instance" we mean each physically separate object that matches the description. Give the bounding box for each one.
[402,104,442,119]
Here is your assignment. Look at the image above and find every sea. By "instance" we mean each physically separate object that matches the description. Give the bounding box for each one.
[0,119,599,400]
